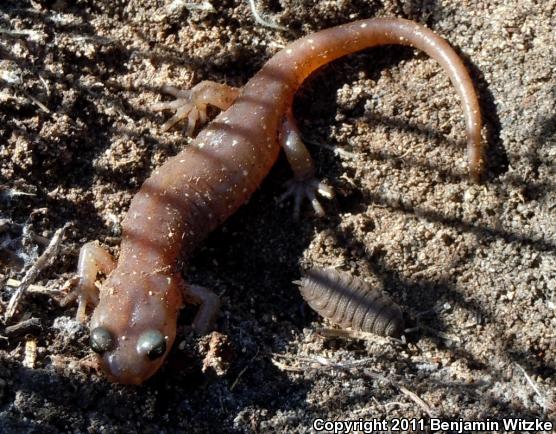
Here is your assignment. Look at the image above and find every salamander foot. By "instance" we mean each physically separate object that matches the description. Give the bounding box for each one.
[152,81,239,134]
[187,284,221,335]
[75,241,116,322]
[279,177,333,220]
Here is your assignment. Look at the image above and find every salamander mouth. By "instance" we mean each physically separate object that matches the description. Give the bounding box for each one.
[102,352,159,385]
[105,370,144,385]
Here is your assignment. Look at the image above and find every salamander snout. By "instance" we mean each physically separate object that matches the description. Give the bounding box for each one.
[89,326,172,384]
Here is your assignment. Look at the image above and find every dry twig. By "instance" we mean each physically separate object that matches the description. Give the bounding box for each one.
[397,385,435,418]
[515,363,553,413]
[271,353,436,417]
[316,327,406,345]
[6,278,63,295]
[230,348,259,391]
[4,224,68,321]
[5,317,41,337]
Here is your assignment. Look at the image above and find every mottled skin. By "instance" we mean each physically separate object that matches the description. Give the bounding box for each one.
[77,18,483,384]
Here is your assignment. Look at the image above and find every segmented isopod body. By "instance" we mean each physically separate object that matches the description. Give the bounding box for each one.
[298,268,404,337]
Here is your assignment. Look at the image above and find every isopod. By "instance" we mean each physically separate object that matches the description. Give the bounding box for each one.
[297,268,404,337]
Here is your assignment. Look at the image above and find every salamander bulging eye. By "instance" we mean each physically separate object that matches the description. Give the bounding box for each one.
[90,327,114,354]
[136,330,167,360]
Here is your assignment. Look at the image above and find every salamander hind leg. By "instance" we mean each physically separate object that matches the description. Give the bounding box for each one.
[75,241,116,322]
[279,111,334,219]
[185,284,221,335]
[152,81,240,134]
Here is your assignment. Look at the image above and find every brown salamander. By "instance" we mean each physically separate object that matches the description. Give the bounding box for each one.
[76,18,483,384]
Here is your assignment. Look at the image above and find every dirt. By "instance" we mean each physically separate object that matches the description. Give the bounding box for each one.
[1,0,555,433]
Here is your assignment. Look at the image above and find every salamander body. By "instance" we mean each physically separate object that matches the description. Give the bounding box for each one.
[76,18,483,384]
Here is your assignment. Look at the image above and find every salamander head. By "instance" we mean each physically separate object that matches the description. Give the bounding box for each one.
[88,271,183,384]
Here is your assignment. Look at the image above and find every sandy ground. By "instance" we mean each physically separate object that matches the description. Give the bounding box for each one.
[1,0,555,432]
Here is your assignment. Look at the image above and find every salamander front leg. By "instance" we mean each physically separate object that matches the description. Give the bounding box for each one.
[187,284,221,335]
[279,110,334,219]
[152,81,240,134]
[76,241,116,322]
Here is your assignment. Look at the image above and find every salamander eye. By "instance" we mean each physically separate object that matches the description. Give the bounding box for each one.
[136,330,166,360]
[90,327,114,354]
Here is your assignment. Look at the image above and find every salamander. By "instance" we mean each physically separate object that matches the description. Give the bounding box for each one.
[76,17,483,384]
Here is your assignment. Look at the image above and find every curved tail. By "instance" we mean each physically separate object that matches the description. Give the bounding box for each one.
[265,18,484,180]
